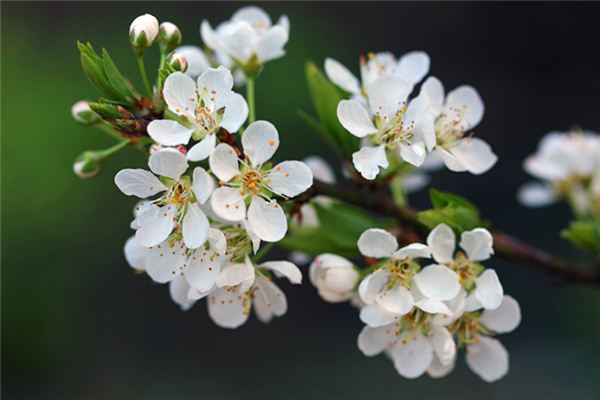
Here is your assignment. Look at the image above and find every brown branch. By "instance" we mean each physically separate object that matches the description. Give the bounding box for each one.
[312,179,600,287]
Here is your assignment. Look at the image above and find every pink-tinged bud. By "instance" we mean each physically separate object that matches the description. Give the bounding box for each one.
[309,254,359,303]
[71,100,100,125]
[159,22,182,53]
[167,52,188,72]
[129,14,159,55]
[73,150,103,179]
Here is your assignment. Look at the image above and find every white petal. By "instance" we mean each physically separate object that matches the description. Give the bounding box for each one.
[352,145,389,180]
[428,355,456,378]
[465,294,483,312]
[208,228,227,255]
[208,286,249,329]
[185,250,220,293]
[357,325,393,357]
[420,76,445,116]
[460,228,494,262]
[163,72,197,120]
[169,276,196,311]
[325,58,360,94]
[260,261,302,284]
[337,100,377,138]
[241,219,261,253]
[475,269,504,309]
[196,66,234,110]
[466,337,509,383]
[396,51,430,85]
[433,289,467,325]
[148,148,188,179]
[357,228,398,258]
[445,85,484,129]
[221,92,248,133]
[480,295,521,333]
[358,269,389,305]
[124,236,148,270]
[447,138,497,175]
[211,186,246,221]
[266,160,313,197]
[303,156,336,184]
[393,243,431,260]
[232,5,271,25]
[175,45,210,78]
[437,147,467,172]
[414,264,460,301]
[414,299,452,316]
[399,142,426,167]
[402,173,430,194]
[147,120,193,146]
[182,202,209,249]
[114,169,166,198]
[391,332,433,379]
[253,275,288,323]
[145,240,187,283]
[256,26,288,62]
[135,204,176,247]
[427,224,456,264]
[517,182,557,207]
[247,196,287,242]
[209,144,240,183]
[359,304,398,327]
[242,120,279,166]
[216,259,255,288]
[376,285,414,315]
[429,325,456,366]
[368,75,411,120]
[191,167,215,204]
[187,134,216,162]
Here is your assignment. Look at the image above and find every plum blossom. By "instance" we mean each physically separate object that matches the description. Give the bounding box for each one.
[209,120,313,242]
[518,130,600,213]
[147,67,248,161]
[310,254,359,302]
[427,223,503,311]
[337,75,435,179]
[201,6,289,71]
[115,148,212,249]
[356,228,461,327]
[207,257,302,329]
[325,51,430,98]
[419,77,497,175]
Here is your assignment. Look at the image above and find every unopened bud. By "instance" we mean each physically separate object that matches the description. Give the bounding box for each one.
[129,14,159,56]
[71,101,100,125]
[73,150,104,179]
[167,52,188,72]
[159,22,182,53]
[310,254,359,303]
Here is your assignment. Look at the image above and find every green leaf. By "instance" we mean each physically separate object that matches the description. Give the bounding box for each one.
[280,200,388,258]
[418,188,484,233]
[561,218,600,257]
[303,61,359,156]
[102,49,135,100]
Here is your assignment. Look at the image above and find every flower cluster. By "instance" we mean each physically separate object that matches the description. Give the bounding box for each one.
[310,224,520,382]
[518,129,600,214]
[328,53,497,180]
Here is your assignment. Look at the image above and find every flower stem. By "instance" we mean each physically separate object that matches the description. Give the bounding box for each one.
[95,123,125,142]
[252,242,275,264]
[246,75,256,123]
[137,55,153,97]
[99,139,129,157]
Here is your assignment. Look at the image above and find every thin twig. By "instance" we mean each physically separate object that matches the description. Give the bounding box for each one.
[312,179,600,287]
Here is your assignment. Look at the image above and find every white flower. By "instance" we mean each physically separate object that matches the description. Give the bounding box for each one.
[174,46,211,78]
[427,224,503,311]
[201,6,289,69]
[518,130,600,210]
[208,257,302,329]
[419,76,497,175]
[310,254,359,302]
[129,14,159,52]
[356,228,461,327]
[325,51,430,98]
[209,120,313,242]
[337,75,435,179]
[115,148,213,249]
[147,67,248,161]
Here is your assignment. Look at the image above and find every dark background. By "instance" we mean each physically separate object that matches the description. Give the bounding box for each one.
[2,2,600,399]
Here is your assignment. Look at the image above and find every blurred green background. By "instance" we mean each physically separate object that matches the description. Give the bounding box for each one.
[2,2,599,399]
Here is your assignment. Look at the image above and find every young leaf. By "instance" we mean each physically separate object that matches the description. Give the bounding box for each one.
[418,188,484,233]
[561,218,600,257]
[102,49,135,100]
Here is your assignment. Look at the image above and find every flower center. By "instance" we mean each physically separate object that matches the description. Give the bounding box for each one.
[448,252,482,289]
[449,311,487,348]
[374,103,415,149]
[386,257,419,289]
[221,225,253,263]
[435,106,470,148]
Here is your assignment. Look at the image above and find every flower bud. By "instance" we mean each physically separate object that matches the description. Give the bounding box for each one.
[159,22,182,53]
[71,101,100,125]
[73,150,104,179]
[167,52,188,72]
[310,254,359,303]
[129,14,159,56]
